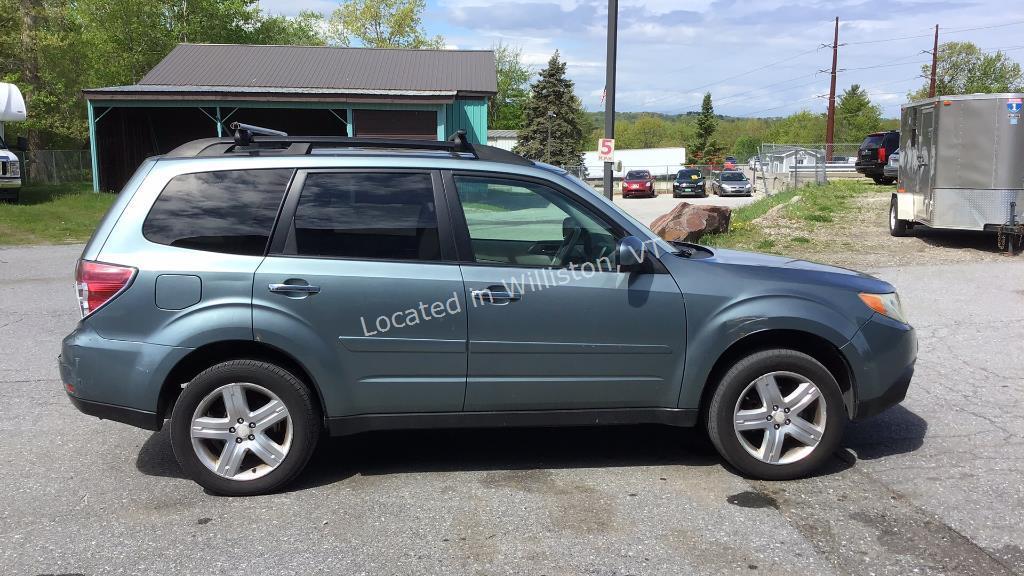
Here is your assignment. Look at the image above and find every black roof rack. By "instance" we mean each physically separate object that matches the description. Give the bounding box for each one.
[164,124,534,166]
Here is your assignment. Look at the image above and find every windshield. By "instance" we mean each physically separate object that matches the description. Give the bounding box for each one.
[721,172,746,182]
[625,170,649,179]
[677,170,701,179]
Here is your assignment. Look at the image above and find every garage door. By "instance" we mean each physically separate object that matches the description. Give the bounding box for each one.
[353,109,437,140]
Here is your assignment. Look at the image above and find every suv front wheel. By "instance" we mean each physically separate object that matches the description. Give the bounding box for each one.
[170,360,320,496]
[706,349,846,480]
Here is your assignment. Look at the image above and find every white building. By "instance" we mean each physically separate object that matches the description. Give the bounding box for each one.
[582,147,686,177]
[486,130,519,151]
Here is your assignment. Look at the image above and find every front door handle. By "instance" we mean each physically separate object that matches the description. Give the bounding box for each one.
[269,283,321,295]
[472,285,521,305]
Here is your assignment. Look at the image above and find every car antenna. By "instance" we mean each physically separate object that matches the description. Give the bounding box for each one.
[231,122,288,147]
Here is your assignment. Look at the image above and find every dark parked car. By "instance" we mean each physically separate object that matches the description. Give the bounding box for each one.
[672,169,706,197]
[60,128,916,495]
[621,169,656,198]
[710,170,753,196]
[883,148,900,180]
[856,130,899,184]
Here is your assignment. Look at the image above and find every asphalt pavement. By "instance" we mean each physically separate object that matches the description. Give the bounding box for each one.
[1,244,1022,575]
[615,192,758,226]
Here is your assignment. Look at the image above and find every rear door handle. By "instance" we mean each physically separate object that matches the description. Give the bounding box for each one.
[269,283,321,294]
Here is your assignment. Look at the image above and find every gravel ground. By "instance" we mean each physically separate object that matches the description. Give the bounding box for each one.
[1,244,1022,575]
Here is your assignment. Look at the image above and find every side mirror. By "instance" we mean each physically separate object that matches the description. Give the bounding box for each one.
[15,136,28,152]
[617,236,648,272]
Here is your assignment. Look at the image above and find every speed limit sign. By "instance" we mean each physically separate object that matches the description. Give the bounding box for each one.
[597,138,615,162]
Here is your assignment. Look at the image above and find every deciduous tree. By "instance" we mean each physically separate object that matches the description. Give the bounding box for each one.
[328,0,443,48]
[911,41,1023,99]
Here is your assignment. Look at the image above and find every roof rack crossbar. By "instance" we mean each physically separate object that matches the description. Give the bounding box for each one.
[167,129,534,167]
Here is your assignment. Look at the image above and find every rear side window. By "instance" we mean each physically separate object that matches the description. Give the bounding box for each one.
[289,172,440,261]
[143,169,292,256]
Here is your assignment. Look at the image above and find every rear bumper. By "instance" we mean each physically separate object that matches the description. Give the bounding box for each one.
[841,314,918,420]
[855,163,884,176]
[65,394,163,430]
[59,323,191,429]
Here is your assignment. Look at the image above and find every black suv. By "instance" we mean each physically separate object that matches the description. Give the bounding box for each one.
[855,130,899,185]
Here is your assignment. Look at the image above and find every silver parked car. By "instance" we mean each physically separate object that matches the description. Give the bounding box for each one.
[711,170,753,196]
[883,148,900,180]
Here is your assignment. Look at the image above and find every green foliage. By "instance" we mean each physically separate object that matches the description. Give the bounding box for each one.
[687,92,723,165]
[0,182,114,245]
[328,0,443,48]
[0,0,327,148]
[911,41,1024,99]
[513,52,586,167]
[489,42,531,130]
[835,84,882,143]
[732,135,760,161]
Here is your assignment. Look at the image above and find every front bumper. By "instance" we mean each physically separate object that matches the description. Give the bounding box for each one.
[0,178,20,188]
[883,165,898,178]
[841,313,917,420]
[60,323,192,430]
[673,184,705,195]
[719,188,752,196]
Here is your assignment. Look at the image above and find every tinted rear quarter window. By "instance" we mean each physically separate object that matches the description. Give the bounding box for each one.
[289,172,440,261]
[143,169,292,255]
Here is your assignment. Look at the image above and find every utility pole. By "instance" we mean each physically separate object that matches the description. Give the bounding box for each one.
[928,25,939,98]
[602,0,618,200]
[824,16,839,162]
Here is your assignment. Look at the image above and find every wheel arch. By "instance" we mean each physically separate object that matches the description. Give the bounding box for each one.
[697,329,856,421]
[157,340,327,428]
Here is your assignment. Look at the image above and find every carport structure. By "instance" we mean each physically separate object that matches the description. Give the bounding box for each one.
[83,44,496,191]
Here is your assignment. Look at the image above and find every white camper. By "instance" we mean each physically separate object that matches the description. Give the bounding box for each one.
[0,82,27,202]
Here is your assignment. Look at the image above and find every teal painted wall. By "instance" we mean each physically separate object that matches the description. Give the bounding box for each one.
[445,98,488,144]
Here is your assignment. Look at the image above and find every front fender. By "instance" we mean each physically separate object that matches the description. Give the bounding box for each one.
[677,294,864,409]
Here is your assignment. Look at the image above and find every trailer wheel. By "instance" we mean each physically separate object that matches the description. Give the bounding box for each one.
[889,195,908,237]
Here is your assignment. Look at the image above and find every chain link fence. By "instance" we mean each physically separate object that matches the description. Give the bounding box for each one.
[756,143,863,192]
[564,164,766,196]
[12,150,92,186]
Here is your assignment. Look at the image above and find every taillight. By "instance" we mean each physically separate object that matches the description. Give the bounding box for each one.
[878,147,887,163]
[75,260,136,318]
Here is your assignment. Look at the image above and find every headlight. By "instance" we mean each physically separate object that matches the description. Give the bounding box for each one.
[859,292,908,324]
[10,161,20,177]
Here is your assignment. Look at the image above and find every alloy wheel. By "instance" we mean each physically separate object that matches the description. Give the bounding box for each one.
[189,382,293,481]
[732,371,827,465]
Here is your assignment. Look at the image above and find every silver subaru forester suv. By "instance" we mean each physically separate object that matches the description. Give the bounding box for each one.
[61,127,916,495]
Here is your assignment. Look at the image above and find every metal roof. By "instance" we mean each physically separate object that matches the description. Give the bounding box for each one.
[127,44,496,96]
[487,130,519,138]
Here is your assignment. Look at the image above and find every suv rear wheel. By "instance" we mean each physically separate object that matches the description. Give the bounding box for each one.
[706,349,846,480]
[170,360,320,496]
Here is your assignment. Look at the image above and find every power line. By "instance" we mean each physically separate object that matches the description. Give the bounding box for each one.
[844,19,1024,45]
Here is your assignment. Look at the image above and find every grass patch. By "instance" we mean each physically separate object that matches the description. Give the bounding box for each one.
[703,179,883,254]
[0,182,115,245]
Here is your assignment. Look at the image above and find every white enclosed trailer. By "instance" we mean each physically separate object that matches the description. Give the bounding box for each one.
[0,82,27,202]
[890,93,1024,252]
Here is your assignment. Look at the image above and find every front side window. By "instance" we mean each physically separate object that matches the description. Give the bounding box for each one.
[290,172,440,261]
[454,175,619,269]
[143,169,292,256]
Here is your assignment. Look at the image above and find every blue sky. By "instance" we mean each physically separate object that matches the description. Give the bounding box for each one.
[258,0,1024,118]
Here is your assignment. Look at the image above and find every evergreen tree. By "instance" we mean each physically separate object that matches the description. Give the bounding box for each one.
[835,84,882,143]
[513,51,585,168]
[687,92,723,166]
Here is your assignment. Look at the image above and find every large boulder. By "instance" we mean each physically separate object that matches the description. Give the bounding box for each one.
[650,203,731,242]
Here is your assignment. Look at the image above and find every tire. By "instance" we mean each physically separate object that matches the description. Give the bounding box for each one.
[881,177,896,185]
[889,195,908,237]
[706,349,846,480]
[170,360,321,496]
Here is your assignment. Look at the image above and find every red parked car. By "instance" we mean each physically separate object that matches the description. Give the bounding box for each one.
[621,170,656,198]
